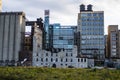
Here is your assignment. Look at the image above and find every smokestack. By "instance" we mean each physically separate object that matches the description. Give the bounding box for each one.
[87,4,93,11]
[80,4,85,12]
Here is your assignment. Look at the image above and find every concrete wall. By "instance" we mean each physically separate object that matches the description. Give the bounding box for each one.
[0,12,25,66]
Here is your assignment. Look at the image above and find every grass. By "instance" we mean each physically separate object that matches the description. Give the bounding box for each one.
[0,67,120,80]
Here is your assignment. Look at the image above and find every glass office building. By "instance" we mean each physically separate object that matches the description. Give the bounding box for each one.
[44,10,50,49]
[50,24,76,50]
[44,10,77,50]
[78,5,105,59]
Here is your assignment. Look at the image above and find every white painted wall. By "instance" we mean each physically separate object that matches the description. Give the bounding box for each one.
[33,44,88,68]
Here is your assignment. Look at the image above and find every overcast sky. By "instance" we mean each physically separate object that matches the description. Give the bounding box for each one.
[2,0,120,34]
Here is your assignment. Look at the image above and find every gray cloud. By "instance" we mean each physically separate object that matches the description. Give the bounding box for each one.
[2,0,120,34]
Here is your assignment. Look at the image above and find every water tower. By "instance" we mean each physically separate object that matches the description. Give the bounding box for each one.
[80,4,85,12]
[87,4,93,11]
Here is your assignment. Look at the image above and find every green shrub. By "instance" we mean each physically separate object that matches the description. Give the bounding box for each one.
[0,67,120,80]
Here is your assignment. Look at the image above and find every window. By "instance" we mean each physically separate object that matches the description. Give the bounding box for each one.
[61,59,63,62]
[46,58,48,62]
[98,13,103,16]
[56,58,58,62]
[37,44,40,48]
[81,58,83,62]
[36,58,38,62]
[46,53,48,56]
[51,58,53,62]
[112,49,116,52]
[71,59,73,62]
[59,37,63,40]
[112,46,116,48]
[36,53,38,56]
[66,53,68,56]
[93,13,97,16]
[87,13,91,16]
[78,58,80,62]
[41,58,43,62]
[81,13,87,17]
[71,53,73,56]
[84,58,86,62]
[66,58,68,62]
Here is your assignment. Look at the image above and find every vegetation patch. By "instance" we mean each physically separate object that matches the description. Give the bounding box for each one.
[0,67,120,80]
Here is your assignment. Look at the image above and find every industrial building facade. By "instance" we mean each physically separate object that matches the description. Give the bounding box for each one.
[19,18,43,66]
[32,45,90,68]
[0,12,25,66]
